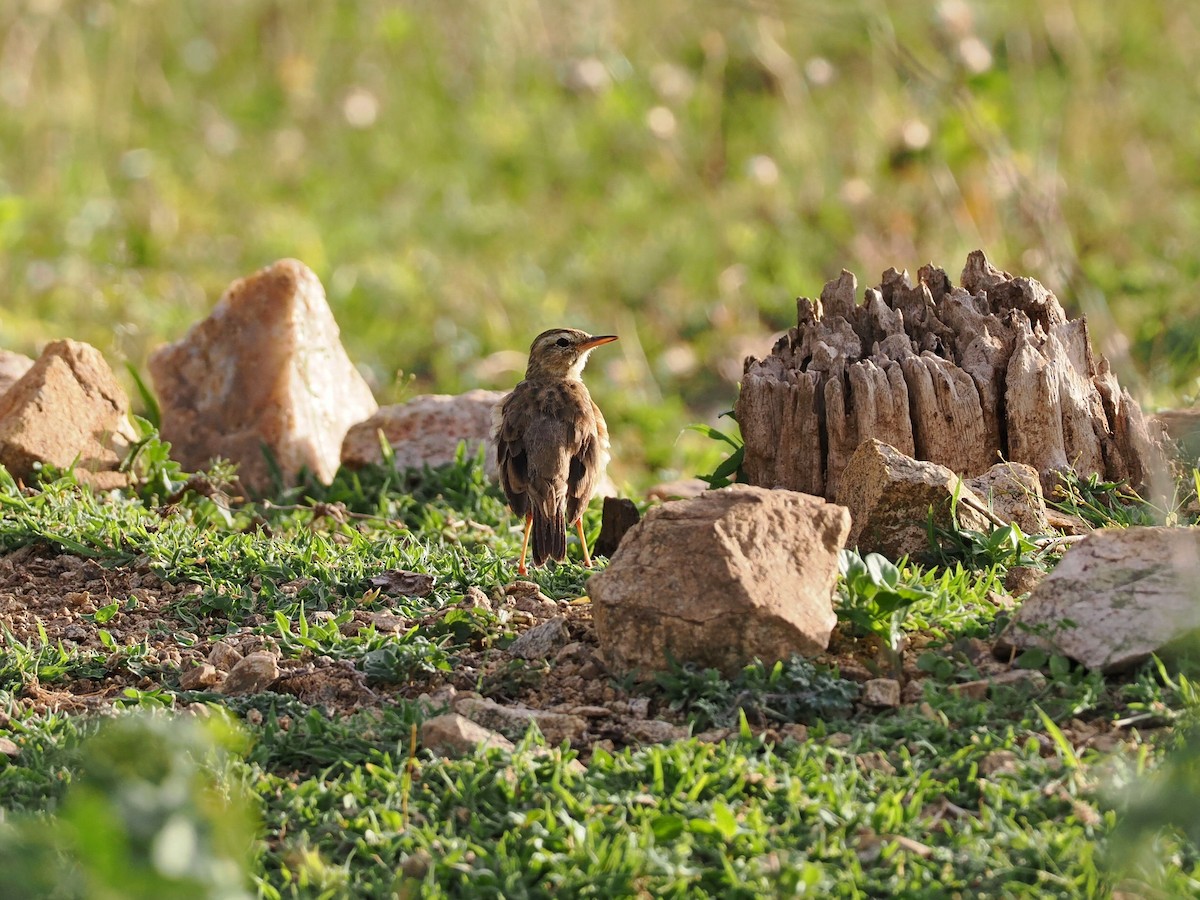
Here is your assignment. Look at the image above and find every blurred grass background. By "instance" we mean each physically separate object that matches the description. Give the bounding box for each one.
[1,0,1198,487]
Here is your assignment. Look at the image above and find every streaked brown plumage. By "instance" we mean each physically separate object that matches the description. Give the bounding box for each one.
[494,328,617,574]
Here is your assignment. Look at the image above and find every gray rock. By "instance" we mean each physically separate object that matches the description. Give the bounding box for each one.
[219,651,280,695]
[836,439,990,559]
[995,527,1200,672]
[421,714,514,757]
[508,616,569,660]
[589,485,849,677]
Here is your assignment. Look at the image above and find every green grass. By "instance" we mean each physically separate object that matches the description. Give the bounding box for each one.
[3,2,1200,487]
[0,451,1199,896]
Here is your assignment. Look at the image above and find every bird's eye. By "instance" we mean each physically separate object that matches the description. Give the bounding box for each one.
[555,337,570,347]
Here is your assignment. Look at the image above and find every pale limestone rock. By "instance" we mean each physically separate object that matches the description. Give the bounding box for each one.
[149,259,377,493]
[836,440,990,559]
[964,462,1048,534]
[0,350,33,397]
[0,340,137,490]
[421,713,515,756]
[862,678,901,708]
[219,650,280,694]
[589,485,850,676]
[454,697,588,746]
[995,527,1200,672]
[623,718,689,744]
[341,390,506,475]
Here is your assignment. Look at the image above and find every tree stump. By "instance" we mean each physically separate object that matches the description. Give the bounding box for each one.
[736,250,1165,499]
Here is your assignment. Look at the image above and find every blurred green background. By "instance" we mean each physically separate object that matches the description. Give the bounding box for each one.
[2,0,1198,487]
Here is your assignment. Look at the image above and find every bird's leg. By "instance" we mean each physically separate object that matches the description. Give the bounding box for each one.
[575,519,592,568]
[518,514,533,575]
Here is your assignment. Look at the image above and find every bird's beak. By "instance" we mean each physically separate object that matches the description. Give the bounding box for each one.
[578,334,618,351]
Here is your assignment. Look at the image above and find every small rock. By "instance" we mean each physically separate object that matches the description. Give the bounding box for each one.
[455,697,587,746]
[900,680,925,705]
[207,640,244,671]
[623,718,689,744]
[951,669,1046,700]
[341,389,507,476]
[0,340,137,490]
[421,714,515,757]
[862,678,901,708]
[836,440,990,560]
[179,663,222,691]
[979,750,1018,777]
[593,497,640,559]
[462,586,493,610]
[368,570,435,598]
[1004,565,1045,596]
[964,462,1049,534]
[502,580,559,617]
[645,478,709,501]
[219,651,280,695]
[149,259,377,493]
[627,697,651,719]
[368,612,410,633]
[0,737,19,758]
[780,723,809,742]
[589,485,850,676]
[569,705,612,719]
[63,624,88,642]
[995,527,1200,672]
[508,616,569,660]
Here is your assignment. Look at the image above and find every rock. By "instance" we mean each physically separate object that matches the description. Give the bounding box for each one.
[149,259,377,493]
[593,496,640,559]
[0,340,137,490]
[964,462,1048,534]
[836,440,990,559]
[179,663,222,691]
[502,581,559,617]
[420,714,515,756]
[368,570,435,597]
[0,737,19,758]
[207,640,244,671]
[455,697,588,746]
[368,612,410,633]
[995,527,1200,672]
[219,651,280,694]
[341,389,506,475]
[0,350,33,397]
[862,678,901,708]
[508,615,569,660]
[623,718,689,744]
[1004,565,1046,597]
[949,669,1046,700]
[589,484,850,676]
[645,478,710,501]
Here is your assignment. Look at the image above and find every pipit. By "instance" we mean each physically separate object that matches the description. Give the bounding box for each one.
[494,328,618,575]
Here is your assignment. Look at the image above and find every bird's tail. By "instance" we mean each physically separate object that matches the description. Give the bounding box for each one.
[531,508,567,565]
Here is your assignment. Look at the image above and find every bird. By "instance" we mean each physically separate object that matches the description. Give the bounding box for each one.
[494,328,618,575]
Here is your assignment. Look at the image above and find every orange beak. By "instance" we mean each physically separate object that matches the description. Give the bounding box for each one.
[578,334,618,352]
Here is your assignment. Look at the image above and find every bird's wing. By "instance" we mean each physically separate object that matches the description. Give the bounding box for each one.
[494,387,531,517]
[566,395,609,525]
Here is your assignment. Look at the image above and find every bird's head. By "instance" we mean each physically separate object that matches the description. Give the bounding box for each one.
[525,328,618,380]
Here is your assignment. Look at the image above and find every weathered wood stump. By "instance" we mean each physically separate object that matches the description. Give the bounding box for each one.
[736,250,1165,499]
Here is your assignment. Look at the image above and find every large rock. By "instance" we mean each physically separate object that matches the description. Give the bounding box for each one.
[0,340,137,490]
[0,350,34,397]
[589,485,850,676]
[836,439,990,559]
[148,259,377,493]
[340,390,506,475]
[995,527,1200,672]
